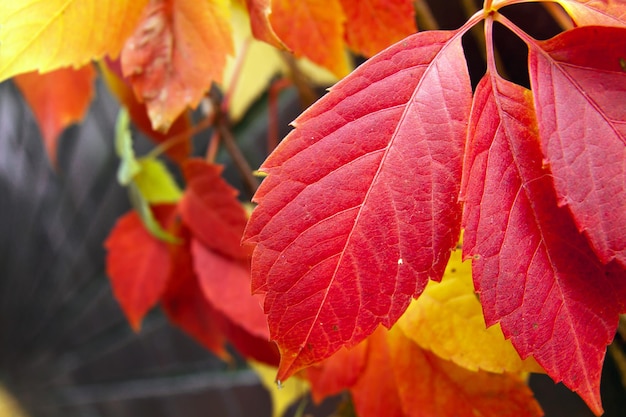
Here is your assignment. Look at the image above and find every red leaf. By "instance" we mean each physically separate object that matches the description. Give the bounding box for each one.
[245,0,287,49]
[104,205,177,331]
[180,159,250,260]
[161,228,229,359]
[244,29,473,381]
[121,0,233,131]
[14,65,95,166]
[529,26,626,268]
[339,0,417,57]
[191,238,268,341]
[461,72,624,415]
[555,0,626,27]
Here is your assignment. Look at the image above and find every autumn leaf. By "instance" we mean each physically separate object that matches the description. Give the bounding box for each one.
[160,226,229,359]
[245,0,286,50]
[554,0,626,26]
[134,157,182,204]
[528,26,626,268]
[339,0,416,57]
[191,239,268,341]
[250,361,309,417]
[100,58,191,165]
[180,159,251,260]
[104,205,177,331]
[386,327,543,417]
[0,0,148,81]
[121,0,234,132]
[244,28,473,381]
[268,0,350,77]
[397,248,543,374]
[13,65,96,165]
[461,65,623,415]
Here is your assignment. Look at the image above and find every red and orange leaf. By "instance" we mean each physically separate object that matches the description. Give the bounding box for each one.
[245,0,287,49]
[339,0,416,57]
[191,238,268,341]
[556,0,626,27]
[100,59,191,165]
[461,71,623,415]
[180,160,250,260]
[244,29,473,381]
[121,0,233,132]
[350,328,404,417]
[161,227,229,359]
[14,65,96,166]
[529,26,626,268]
[305,340,368,403]
[268,0,350,77]
[0,0,148,81]
[104,205,177,331]
[387,327,543,417]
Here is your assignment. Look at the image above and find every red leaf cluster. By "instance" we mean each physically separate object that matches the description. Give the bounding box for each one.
[105,159,278,365]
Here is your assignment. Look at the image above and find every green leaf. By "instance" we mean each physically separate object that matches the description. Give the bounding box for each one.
[115,107,141,185]
[135,157,182,204]
[128,183,181,244]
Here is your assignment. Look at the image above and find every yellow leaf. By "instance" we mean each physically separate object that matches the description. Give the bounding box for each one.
[0,385,27,417]
[224,4,284,121]
[397,249,544,374]
[249,361,309,417]
[0,0,148,82]
[135,158,182,204]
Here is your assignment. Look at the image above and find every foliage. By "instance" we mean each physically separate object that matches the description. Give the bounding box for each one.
[1,0,625,416]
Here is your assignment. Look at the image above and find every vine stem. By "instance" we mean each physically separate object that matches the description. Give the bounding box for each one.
[413,0,439,30]
[145,114,214,160]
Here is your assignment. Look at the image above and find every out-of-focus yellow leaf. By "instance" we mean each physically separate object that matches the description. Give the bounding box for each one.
[135,158,182,204]
[250,361,309,417]
[0,0,148,82]
[0,385,27,417]
[397,249,544,374]
[224,5,284,121]
[115,108,141,186]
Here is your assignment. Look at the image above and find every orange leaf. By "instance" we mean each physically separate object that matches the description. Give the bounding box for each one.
[180,160,250,260]
[121,0,234,131]
[100,58,191,165]
[161,226,229,359]
[104,205,177,331]
[306,341,368,403]
[339,0,417,57]
[0,0,148,81]
[387,328,543,417]
[14,65,96,166]
[269,0,350,77]
[245,0,287,49]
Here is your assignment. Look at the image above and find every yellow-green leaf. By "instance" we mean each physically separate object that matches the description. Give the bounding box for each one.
[249,361,309,417]
[135,157,182,204]
[0,0,148,82]
[397,249,544,374]
[114,108,141,186]
[128,183,180,244]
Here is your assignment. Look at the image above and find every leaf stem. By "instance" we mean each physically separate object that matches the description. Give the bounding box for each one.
[542,2,574,31]
[222,37,252,114]
[413,0,439,30]
[146,114,214,160]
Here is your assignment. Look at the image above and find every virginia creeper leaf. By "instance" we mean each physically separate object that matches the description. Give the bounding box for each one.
[134,157,182,204]
[105,205,177,331]
[180,159,251,260]
[339,0,417,57]
[397,247,543,374]
[244,29,473,381]
[13,65,96,166]
[268,0,351,77]
[115,108,141,186]
[555,0,626,27]
[245,0,287,50]
[305,341,368,403]
[387,327,543,417]
[461,71,624,415]
[191,238,268,341]
[0,0,148,81]
[121,0,234,131]
[100,58,191,165]
[161,227,229,359]
[529,26,626,268]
